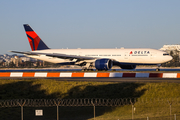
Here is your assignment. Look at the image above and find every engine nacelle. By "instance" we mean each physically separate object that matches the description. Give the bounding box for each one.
[120,65,136,69]
[95,59,113,70]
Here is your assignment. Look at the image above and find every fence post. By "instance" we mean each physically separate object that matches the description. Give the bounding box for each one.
[174,114,176,120]
[91,100,96,120]
[147,116,149,120]
[168,100,172,120]
[21,106,23,120]
[17,100,26,120]
[54,99,61,120]
[94,105,95,120]
[130,99,135,120]
[132,104,134,120]
[57,105,59,120]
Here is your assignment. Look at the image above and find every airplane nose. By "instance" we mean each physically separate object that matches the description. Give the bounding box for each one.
[168,56,173,61]
[163,55,173,62]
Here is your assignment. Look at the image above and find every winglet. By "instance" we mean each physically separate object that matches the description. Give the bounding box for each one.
[23,24,50,51]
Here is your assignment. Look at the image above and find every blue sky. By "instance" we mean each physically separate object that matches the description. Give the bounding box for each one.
[0,0,180,54]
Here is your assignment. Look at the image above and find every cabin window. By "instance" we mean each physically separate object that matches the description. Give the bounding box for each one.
[163,53,169,56]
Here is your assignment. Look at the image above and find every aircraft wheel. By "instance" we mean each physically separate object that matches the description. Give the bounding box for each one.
[89,69,94,71]
[156,68,160,71]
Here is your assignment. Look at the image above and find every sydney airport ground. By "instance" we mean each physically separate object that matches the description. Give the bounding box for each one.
[1,67,180,119]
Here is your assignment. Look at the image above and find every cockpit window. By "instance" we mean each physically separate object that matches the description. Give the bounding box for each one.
[163,53,169,56]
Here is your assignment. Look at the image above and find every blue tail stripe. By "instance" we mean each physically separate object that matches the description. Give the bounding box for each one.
[24,24,33,31]
[37,40,49,50]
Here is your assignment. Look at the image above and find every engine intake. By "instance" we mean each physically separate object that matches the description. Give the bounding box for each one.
[95,59,113,70]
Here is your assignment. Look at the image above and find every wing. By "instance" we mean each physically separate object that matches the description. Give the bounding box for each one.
[10,51,96,60]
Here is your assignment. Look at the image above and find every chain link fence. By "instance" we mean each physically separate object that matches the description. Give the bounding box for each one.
[0,98,180,120]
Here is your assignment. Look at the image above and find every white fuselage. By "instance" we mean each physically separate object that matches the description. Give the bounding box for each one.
[26,48,172,65]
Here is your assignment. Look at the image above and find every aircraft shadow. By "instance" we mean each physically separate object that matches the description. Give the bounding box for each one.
[0,81,146,120]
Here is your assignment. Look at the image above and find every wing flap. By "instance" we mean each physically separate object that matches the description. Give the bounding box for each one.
[45,53,95,60]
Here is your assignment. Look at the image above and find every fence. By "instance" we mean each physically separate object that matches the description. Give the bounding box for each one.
[0,98,180,120]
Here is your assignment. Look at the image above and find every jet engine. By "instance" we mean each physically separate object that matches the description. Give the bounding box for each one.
[95,59,113,70]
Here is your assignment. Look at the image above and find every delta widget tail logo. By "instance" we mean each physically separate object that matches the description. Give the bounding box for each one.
[23,24,49,51]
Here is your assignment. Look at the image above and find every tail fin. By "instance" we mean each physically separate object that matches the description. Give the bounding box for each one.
[23,24,50,51]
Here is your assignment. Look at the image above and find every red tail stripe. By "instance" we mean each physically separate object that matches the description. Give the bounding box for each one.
[34,36,41,50]
[28,38,34,51]
[26,31,41,51]
[26,31,38,38]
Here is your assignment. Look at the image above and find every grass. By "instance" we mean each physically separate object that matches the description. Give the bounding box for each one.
[0,79,180,119]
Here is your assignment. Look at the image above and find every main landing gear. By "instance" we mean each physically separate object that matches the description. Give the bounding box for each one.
[156,64,161,71]
[156,68,160,71]
[81,67,94,71]
[81,63,94,71]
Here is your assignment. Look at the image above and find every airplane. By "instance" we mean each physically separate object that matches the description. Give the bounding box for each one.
[10,24,172,71]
